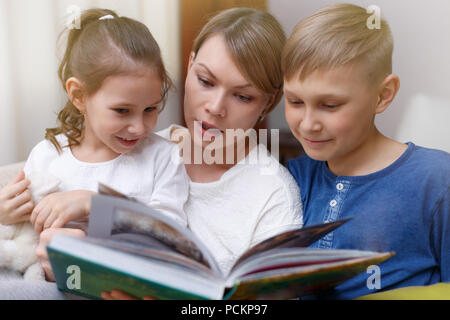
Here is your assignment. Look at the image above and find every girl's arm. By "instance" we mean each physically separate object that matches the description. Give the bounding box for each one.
[30,190,94,233]
[36,227,86,282]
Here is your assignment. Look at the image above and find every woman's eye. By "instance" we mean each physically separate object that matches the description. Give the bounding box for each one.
[198,77,213,87]
[114,108,128,114]
[236,94,253,103]
[288,100,303,106]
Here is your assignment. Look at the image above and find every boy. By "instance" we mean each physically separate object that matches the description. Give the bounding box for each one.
[282,3,449,299]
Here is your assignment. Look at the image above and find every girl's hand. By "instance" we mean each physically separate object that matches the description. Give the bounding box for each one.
[36,227,86,282]
[0,170,34,224]
[30,190,94,233]
[101,290,156,300]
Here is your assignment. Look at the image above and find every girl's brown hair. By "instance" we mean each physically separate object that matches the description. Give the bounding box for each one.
[46,8,172,152]
[192,8,286,114]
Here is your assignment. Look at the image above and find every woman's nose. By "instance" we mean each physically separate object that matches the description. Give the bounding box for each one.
[206,91,226,117]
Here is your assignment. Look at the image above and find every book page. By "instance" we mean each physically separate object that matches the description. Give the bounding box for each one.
[232,219,351,270]
[89,186,222,276]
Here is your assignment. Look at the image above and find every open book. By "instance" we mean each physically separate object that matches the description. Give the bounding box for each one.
[46,184,394,300]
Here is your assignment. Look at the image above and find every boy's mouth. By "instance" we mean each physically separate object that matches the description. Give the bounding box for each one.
[302,137,332,146]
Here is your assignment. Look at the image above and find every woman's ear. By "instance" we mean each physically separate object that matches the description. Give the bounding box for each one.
[187,52,196,70]
[261,90,278,118]
[375,74,400,114]
[66,77,86,114]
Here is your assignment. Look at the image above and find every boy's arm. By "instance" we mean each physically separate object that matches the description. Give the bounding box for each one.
[432,186,450,282]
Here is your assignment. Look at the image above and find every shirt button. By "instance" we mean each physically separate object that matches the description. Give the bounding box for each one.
[330,200,337,207]
[336,183,344,191]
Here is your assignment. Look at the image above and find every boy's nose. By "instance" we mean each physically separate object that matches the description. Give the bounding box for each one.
[300,109,322,132]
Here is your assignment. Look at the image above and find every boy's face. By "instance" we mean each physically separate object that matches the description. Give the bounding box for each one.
[284,63,380,163]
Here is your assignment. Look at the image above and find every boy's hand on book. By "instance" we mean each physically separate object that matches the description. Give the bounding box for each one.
[36,227,86,282]
[101,290,156,300]
[0,170,34,225]
[30,190,94,233]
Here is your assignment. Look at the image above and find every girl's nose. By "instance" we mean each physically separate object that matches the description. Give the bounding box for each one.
[128,117,146,135]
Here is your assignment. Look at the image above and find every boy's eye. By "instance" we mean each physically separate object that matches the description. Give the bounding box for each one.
[236,94,253,103]
[114,108,129,114]
[198,77,213,87]
[144,106,158,112]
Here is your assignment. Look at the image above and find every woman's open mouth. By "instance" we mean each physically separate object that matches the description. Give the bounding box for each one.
[197,121,224,140]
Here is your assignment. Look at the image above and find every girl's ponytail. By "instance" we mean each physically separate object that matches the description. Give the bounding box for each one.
[46,9,119,152]
[46,8,172,153]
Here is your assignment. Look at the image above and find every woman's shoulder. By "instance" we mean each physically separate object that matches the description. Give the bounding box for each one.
[154,124,187,142]
[233,144,301,196]
[130,132,181,167]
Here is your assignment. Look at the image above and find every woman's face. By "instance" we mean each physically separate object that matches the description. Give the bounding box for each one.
[183,34,272,151]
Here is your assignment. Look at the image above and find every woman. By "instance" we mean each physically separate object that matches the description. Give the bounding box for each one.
[102,8,303,300]
[2,8,303,299]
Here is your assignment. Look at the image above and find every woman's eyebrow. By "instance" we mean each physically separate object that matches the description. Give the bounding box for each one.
[197,63,217,81]
[197,62,252,89]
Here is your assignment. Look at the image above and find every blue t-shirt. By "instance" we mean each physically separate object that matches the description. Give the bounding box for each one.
[287,142,449,299]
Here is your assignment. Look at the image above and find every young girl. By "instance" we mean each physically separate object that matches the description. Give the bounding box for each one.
[0,8,189,234]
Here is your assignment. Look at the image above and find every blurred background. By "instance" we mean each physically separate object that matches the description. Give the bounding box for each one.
[0,0,449,166]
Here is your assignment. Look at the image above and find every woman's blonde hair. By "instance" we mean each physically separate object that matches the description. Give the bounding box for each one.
[192,8,286,113]
[282,3,393,83]
[46,8,172,152]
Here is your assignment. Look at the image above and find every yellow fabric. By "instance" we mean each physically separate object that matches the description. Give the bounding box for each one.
[356,283,450,300]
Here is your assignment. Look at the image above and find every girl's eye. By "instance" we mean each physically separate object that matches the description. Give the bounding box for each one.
[114,108,128,114]
[198,77,213,87]
[145,106,158,112]
[236,94,253,103]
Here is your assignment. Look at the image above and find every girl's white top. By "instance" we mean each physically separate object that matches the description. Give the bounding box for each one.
[23,133,189,227]
[157,125,303,274]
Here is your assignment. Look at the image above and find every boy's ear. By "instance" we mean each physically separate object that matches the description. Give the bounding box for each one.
[375,74,400,114]
[66,77,86,114]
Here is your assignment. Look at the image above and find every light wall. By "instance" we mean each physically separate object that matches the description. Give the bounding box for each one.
[268,0,450,152]
[0,0,181,165]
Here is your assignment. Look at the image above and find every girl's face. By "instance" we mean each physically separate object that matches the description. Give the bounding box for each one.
[184,34,272,150]
[82,69,162,159]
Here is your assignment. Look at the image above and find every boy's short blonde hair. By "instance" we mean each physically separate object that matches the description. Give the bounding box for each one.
[282,3,393,83]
